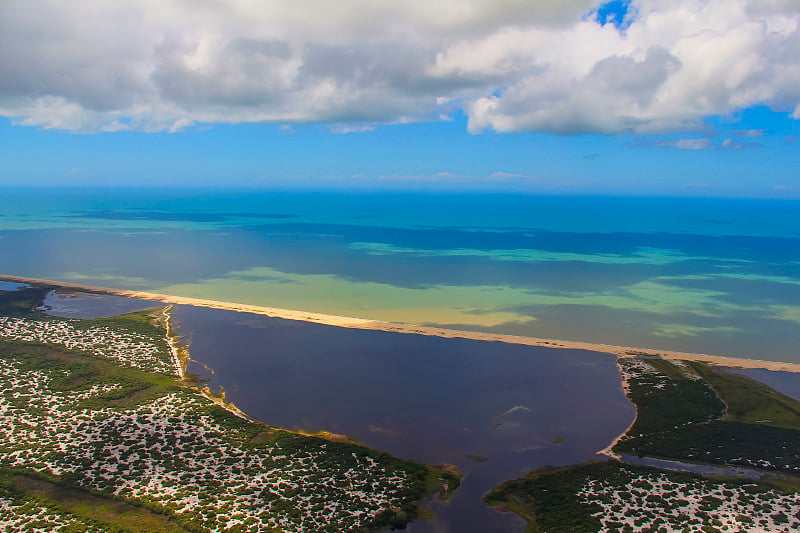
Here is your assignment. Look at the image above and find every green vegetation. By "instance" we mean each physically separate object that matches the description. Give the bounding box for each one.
[616,358,724,439]
[486,462,800,533]
[614,358,800,474]
[687,362,800,430]
[0,339,179,411]
[2,469,188,532]
[0,286,52,316]
[484,463,607,532]
[620,421,800,473]
[81,308,168,343]
[488,356,800,531]
[0,285,461,532]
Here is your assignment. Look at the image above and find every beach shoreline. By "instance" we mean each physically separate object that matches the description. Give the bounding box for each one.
[4,273,800,373]
[596,358,638,460]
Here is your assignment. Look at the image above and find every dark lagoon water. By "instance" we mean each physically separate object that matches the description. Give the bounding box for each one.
[172,305,635,532]
[37,290,161,319]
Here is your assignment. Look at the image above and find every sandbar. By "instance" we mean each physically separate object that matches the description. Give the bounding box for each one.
[3,274,799,373]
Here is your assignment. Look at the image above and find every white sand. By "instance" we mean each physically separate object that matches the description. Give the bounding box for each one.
[4,274,800,373]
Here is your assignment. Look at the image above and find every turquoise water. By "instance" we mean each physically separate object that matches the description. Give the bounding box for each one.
[1,187,799,361]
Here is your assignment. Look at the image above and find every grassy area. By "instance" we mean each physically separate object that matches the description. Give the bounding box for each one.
[0,335,459,531]
[687,362,800,430]
[645,357,690,380]
[618,421,800,473]
[0,339,179,411]
[82,308,168,344]
[614,358,800,474]
[4,469,189,533]
[486,461,800,533]
[1,284,463,531]
[484,462,609,533]
[616,358,724,440]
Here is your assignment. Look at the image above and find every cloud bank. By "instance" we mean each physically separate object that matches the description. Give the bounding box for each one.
[1,0,800,134]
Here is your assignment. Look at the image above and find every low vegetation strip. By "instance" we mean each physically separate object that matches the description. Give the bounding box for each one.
[6,471,188,532]
[485,462,800,533]
[0,314,176,375]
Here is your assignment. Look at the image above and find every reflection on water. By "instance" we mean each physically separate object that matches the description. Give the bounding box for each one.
[37,290,161,319]
[173,305,635,532]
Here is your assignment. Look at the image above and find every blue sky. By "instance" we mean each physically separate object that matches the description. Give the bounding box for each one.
[1,0,799,196]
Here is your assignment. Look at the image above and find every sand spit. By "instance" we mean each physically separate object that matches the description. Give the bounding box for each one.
[597,359,639,460]
[3,274,800,373]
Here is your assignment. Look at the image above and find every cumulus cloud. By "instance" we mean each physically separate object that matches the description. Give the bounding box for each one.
[1,0,800,134]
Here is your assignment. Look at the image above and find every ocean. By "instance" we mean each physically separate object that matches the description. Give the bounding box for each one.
[1,187,799,362]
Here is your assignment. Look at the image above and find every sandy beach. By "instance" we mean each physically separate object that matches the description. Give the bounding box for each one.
[3,273,800,373]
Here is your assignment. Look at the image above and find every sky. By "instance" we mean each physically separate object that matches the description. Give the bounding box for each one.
[1,0,800,196]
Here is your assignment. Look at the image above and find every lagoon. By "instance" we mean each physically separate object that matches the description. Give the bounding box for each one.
[172,304,634,532]
[33,288,636,531]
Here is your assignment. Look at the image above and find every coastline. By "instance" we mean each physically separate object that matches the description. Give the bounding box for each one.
[4,273,800,373]
[596,358,638,460]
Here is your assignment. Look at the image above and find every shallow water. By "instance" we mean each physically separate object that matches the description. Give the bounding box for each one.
[173,305,635,532]
[37,290,161,319]
[0,281,27,291]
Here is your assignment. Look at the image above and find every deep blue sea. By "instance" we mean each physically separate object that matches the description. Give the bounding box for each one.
[1,187,799,361]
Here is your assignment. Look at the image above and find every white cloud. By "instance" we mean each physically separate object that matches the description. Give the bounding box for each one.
[329,124,376,134]
[733,128,767,137]
[674,138,713,150]
[720,137,761,149]
[1,0,800,134]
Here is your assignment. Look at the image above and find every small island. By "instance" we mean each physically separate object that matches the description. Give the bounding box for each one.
[0,284,460,532]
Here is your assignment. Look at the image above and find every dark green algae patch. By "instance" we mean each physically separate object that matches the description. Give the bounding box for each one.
[0,284,462,532]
